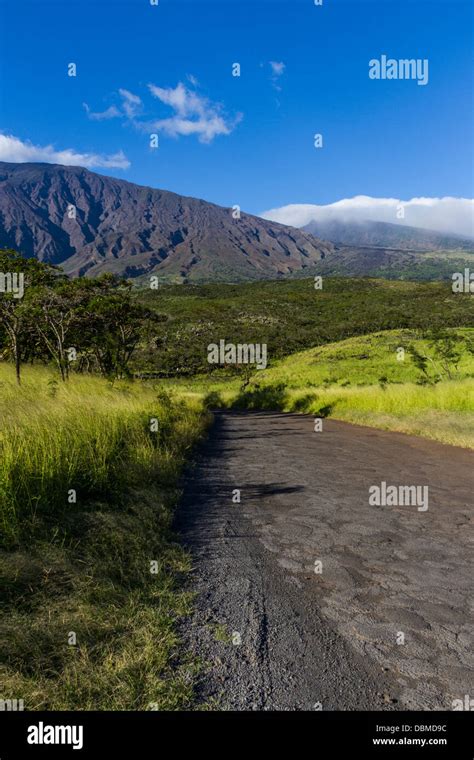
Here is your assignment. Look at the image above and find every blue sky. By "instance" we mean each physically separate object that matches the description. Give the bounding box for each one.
[0,0,472,224]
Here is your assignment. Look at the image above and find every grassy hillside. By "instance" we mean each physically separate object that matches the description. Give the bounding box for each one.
[163,328,474,449]
[257,329,474,387]
[0,366,210,709]
[135,277,474,376]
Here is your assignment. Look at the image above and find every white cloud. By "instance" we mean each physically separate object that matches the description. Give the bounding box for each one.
[268,61,285,92]
[83,89,141,121]
[84,80,239,144]
[83,102,121,121]
[147,114,235,143]
[147,81,240,143]
[118,88,142,118]
[261,195,474,238]
[0,133,130,169]
[148,82,194,115]
[269,61,285,77]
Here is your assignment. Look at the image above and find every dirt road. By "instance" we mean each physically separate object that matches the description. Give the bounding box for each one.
[176,412,473,711]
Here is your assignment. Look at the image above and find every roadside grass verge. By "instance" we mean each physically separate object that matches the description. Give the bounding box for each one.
[0,364,210,709]
[196,379,473,448]
[234,380,473,449]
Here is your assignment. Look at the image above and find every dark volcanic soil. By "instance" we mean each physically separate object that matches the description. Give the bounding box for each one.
[176,412,473,711]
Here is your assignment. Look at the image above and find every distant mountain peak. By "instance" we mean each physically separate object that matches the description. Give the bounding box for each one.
[302,217,473,252]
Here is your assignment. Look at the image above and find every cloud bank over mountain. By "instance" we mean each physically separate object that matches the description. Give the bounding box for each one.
[261,196,474,239]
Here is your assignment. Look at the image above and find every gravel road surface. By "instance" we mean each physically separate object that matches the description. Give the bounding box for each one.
[176,412,473,711]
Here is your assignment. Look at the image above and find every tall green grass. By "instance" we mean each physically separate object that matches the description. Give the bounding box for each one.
[0,365,210,709]
[0,367,204,544]
[256,380,474,449]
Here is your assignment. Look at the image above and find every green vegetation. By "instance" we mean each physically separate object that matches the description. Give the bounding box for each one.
[255,328,474,387]
[332,250,474,282]
[0,365,210,709]
[135,277,474,376]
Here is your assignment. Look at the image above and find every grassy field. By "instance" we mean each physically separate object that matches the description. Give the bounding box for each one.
[0,365,210,710]
[162,328,474,449]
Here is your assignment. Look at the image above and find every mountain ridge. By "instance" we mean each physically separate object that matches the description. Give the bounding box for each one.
[0,162,471,284]
[0,161,335,282]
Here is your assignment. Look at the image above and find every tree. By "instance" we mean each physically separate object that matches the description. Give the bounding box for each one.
[0,249,60,384]
[407,327,469,383]
[30,281,88,381]
[84,290,157,379]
